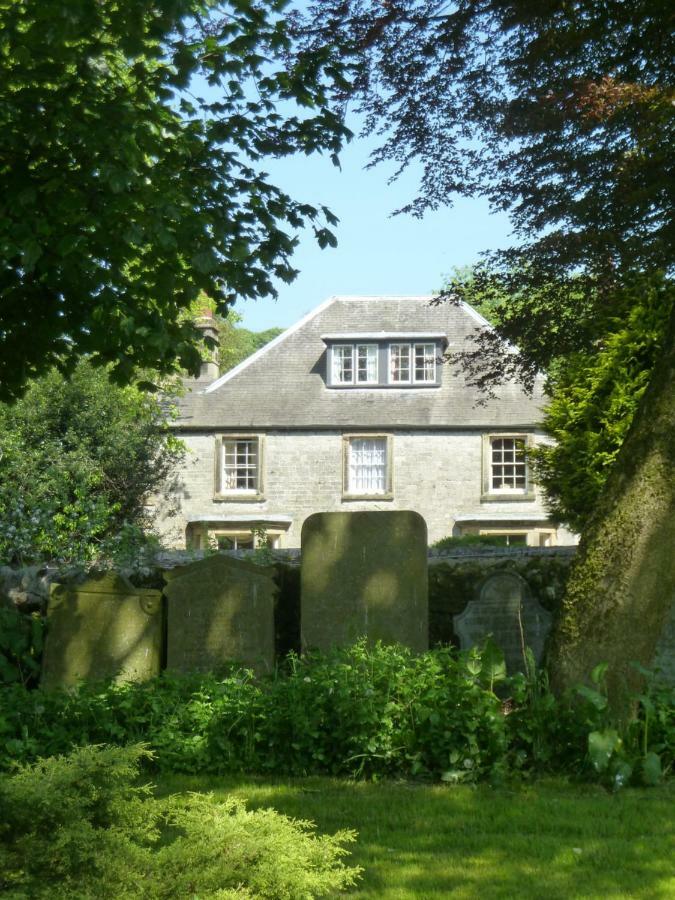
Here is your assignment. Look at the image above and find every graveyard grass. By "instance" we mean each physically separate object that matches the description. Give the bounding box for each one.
[156,774,675,899]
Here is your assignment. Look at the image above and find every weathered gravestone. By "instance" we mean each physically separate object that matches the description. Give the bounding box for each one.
[301,511,428,652]
[163,554,276,675]
[453,571,552,674]
[41,573,162,688]
[652,600,675,686]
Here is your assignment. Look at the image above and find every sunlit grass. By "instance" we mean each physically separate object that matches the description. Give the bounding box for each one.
[156,775,675,898]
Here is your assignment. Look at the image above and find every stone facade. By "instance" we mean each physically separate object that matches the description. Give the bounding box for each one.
[153,296,578,551]
[155,428,576,549]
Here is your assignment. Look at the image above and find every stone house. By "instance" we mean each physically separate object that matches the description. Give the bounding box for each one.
[154,295,576,550]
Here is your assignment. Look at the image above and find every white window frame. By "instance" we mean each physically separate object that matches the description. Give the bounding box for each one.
[331,343,378,385]
[214,530,281,550]
[389,343,412,383]
[355,343,378,383]
[389,342,437,384]
[481,433,535,501]
[478,529,529,547]
[342,434,393,499]
[214,435,264,501]
[332,344,354,384]
[413,342,437,383]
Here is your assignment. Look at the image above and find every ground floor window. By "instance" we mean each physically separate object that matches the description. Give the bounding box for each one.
[215,530,280,550]
[186,524,282,551]
[473,528,557,547]
[478,531,528,547]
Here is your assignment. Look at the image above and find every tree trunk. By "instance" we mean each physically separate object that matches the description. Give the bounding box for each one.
[549,301,675,713]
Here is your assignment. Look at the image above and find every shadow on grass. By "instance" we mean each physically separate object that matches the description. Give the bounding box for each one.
[156,775,675,899]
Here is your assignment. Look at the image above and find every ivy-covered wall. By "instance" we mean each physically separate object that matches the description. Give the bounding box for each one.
[428,556,573,649]
[272,553,575,656]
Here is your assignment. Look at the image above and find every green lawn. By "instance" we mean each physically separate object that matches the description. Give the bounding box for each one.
[156,775,675,899]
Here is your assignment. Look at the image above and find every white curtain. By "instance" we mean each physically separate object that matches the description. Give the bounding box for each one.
[349,438,386,492]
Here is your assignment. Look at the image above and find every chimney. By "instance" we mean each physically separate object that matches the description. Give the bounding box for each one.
[195,309,220,380]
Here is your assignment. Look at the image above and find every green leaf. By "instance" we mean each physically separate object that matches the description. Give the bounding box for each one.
[480,639,507,683]
[315,227,338,249]
[576,684,608,711]
[641,752,662,786]
[588,729,622,773]
[590,663,609,685]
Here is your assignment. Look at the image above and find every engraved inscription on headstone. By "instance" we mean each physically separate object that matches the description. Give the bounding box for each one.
[41,573,162,688]
[163,553,276,675]
[453,572,552,673]
[301,510,428,653]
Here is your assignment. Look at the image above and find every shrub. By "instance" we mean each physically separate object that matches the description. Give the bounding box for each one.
[0,607,44,687]
[0,643,672,786]
[0,743,361,899]
[431,534,510,550]
[0,643,512,781]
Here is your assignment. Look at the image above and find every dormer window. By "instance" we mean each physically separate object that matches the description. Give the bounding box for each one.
[324,333,445,389]
[389,342,437,384]
[332,343,378,384]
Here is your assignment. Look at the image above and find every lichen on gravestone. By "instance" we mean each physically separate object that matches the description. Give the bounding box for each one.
[453,571,552,674]
[41,572,162,688]
[300,511,428,653]
[162,553,276,675]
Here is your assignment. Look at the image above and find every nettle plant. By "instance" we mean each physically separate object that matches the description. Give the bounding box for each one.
[575,663,674,789]
[1,643,671,788]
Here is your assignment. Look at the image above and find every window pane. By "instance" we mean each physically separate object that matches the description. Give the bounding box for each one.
[222,439,258,491]
[414,343,436,382]
[389,344,410,382]
[348,438,387,493]
[333,345,353,383]
[490,437,527,490]
[356,344,378,383]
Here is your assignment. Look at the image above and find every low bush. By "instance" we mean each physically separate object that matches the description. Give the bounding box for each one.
[0,642,672,786]
[0,606,44,688]
[0,743,361,899]
[430,534,511,549]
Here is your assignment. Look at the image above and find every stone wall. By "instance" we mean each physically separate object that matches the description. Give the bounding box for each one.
[154,429,576,548]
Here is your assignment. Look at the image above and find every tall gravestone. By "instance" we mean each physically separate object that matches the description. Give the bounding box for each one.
[41,573,162,688]
[453,571,552,674]
[163,554,276,675]
[301,511,428,652]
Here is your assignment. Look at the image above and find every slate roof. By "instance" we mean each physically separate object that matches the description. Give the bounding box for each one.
[175,296,546,430]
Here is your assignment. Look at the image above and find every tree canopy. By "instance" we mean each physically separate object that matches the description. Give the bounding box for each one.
[215,310,284,373]
[531,275,673,532]
[292,0,675,705]
[0,361,184,565]
[293,0,674,381]
[0,0,349,402]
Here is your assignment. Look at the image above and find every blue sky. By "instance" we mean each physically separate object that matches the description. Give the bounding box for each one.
[233,127,513,332]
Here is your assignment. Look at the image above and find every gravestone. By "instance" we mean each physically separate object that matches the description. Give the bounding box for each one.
[652,601,675,685]
[163,554,276,675]
[301,511,428,652]
[41,573,162,688]
[453,571,552,673]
